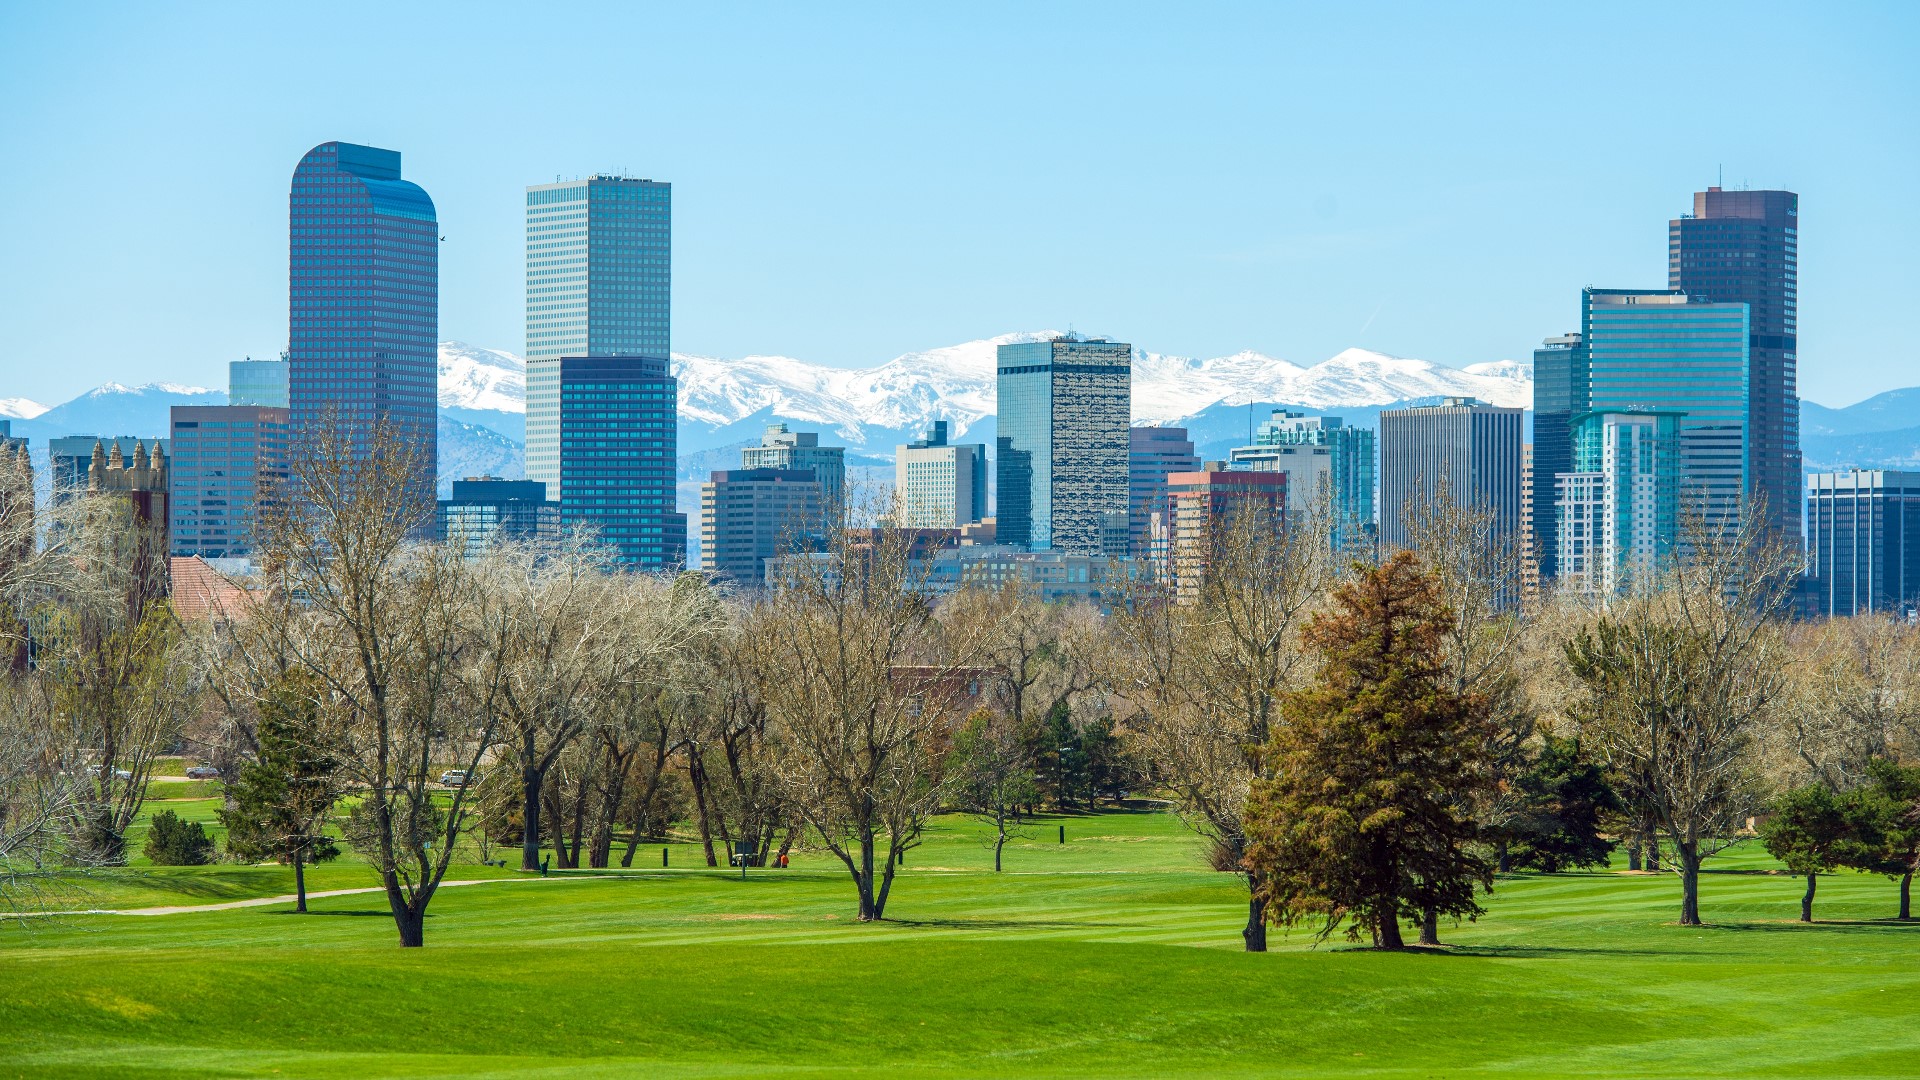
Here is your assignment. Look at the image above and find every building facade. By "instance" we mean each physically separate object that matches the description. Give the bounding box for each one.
[896,421,987,528]
[995,337,1132,555]
[1805,470,1920,618]
[1671,188,1800,537]
[1241,411,1375,550]
[287,141,438,508]
[525,174,672,499]
[546,356,685,569]
[700,468,824,583]
[51,436,165,506]
[1378,397,1524,551]
[229,358,290,409]
[743,423,846,522]
[1529,333,1583,581]
[1162,467,1287,600]
[1553,410,1683,597]
[1128,426,1200,557]
[1582,289,1748,542]
[436,477,561,558]
[168,405,291,558]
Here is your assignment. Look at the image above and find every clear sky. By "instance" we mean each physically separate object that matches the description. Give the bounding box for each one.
[2,2,1916,409]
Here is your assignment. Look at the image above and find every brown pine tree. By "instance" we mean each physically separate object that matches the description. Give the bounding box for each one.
[1243,552,1498,948]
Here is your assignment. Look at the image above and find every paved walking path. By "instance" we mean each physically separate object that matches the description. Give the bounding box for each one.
[54,874,604,917]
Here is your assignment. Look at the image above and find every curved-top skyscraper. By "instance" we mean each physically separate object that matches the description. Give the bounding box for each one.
[288,141,438,510]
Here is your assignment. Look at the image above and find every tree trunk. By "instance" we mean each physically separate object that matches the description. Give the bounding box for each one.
[394,906,425,948]
[994,828,1006,873]
[1627,839,1642,872]
[1645,836,1661,874]
[689,756,718,867]
[1801,872,1816,923]
[293,849,307,914]
[618,738,670,869]
[1496,840,1512,874]
[775,826,798,866]
[854,835,877,921]
[520,749,545,871]
[1243,892,1268,953]
[544,787,568,870]
[1377,913,1404,950]
[1418,905,1440,946]
[1900,871,1912,921]
[1676,839,1702,926]
[873,836,901,920]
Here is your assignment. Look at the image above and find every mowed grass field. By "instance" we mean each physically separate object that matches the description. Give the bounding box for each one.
[3,805,1918,1079]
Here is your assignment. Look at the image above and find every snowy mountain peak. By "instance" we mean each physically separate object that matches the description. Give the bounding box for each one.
[86,380,218,398]
[438,341,526,412]
[435,332,1533,446]
[0,397,48,421]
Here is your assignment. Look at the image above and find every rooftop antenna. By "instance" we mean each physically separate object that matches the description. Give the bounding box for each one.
[1717,163,1723,188]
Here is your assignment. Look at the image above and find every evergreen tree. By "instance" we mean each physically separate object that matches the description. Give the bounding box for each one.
[1502,736,1622,873]
[1844,759,1920,920]
[1242,552,1498,948]
[220,673,341,912]
[143,809,215,866]
[1760,784,1853,922]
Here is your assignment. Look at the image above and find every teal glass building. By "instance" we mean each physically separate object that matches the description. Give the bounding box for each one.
[1247,411,1375,551]
[1580,289,1749,540]
[523,175,681,568]
[287,142,438,511]
[1556,410,1682,596]
[995,337,1132,555]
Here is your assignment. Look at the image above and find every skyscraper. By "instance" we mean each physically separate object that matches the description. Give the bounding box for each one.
[1128,427,1199,557]
[1378,397,1524,551]
[700,468,824,583]
[522,175,681,568]
[287,141,438,507]
[1528,333,1583,581]
[1581,289,1749,541]
[1554,410,1683,597]
[896,421,987,529]
[525,175,671,497]
[1230,411,1375,550]
[229,358,290,409]
[552,356,685,569]
[995,336,1131,555]
[437,477,560,559]
[1805,470,1920,618]
[743,423,846,521]
[1670,188,1800,536]
[1162,466,1287,601]
[169,404,290,558]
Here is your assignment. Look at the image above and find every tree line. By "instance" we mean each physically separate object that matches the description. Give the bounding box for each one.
[3,430,1917,951]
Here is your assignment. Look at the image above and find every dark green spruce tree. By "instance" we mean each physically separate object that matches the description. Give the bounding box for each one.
[221,674,341,913]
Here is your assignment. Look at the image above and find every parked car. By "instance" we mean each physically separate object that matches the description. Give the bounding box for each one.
[437,770,470,788]
[184,765,221,780]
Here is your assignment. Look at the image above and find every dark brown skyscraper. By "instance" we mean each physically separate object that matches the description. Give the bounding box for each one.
[1669,187,1800,537]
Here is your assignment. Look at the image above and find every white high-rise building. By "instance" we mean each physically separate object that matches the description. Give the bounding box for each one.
[894,421,987,528]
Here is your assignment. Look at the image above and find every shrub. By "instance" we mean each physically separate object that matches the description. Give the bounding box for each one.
[144,810,216,866]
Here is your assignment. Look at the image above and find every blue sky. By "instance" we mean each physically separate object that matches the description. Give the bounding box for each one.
[1,2,1915,408]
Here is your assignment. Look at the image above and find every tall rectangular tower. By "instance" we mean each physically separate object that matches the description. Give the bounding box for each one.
[287,141,438,508]
[1805,470,1920,617]
[550,356,685,570]
[1528,333,1583,581]
[995,336,1131,554]
[525,175,672,500]
[1581,289,1749,542]
[1128,427,1199,557]
[1670,188,1800,537]
[169,405,290,558]
[1378,397,1524,551]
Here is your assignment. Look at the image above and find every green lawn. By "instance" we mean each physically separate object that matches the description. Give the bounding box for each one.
[3,808,1917,1078]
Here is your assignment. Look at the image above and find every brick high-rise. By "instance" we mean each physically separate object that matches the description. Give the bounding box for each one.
[1670,188,1800,537]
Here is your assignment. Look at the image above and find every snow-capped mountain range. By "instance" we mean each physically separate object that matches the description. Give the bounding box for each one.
[435,332,1536,451]
[0,397,48,421]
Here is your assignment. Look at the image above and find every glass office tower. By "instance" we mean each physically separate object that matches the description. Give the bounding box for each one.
[1581,289,1748,541]
[523,175,681,568]
[1670,188,1800,537]
[1529,333,1583,580]
[169,405,290,558]
[1554,410,1682,597]
[1246,411,1376,551]
[287,142,438,510]
[525,175,672,498]
[229,358,290,408]
[1805,470,1920,618]
[553,356,685,569]
[995,337,1132,555]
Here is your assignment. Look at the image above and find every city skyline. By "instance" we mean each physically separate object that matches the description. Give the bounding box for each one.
[3,5,1916,409]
